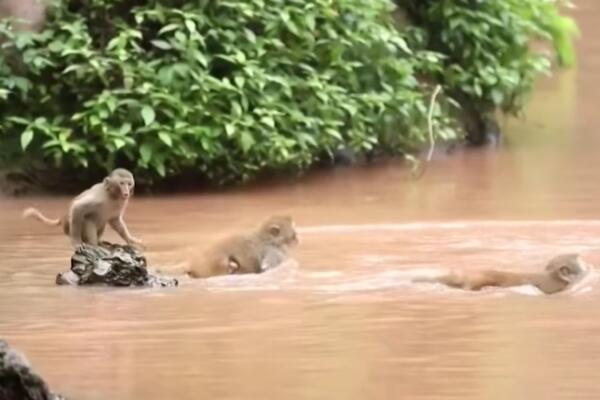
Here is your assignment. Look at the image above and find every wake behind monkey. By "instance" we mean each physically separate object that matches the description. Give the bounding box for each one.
[186,215,299,279]
[23,168,143,249]
[413,253,591,295]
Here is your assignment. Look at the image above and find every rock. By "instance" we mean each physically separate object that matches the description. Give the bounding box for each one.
[0,339,65,400]
[56,242,178,288]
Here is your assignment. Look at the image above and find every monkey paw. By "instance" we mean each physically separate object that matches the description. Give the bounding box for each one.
[129,238,146,251]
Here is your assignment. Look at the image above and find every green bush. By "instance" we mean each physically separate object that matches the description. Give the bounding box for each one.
[0,0,456,186]
[399,0,577,143]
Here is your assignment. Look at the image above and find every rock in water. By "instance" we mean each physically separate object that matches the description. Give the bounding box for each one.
[0,339,65,400]
[56,242,178,288]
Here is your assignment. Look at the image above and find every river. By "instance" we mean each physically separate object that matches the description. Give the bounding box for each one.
[2,1,600,399]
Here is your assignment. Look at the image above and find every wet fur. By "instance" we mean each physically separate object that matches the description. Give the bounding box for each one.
[187,215,299,278]
[414,254,589,295]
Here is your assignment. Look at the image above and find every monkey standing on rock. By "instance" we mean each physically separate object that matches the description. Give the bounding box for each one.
[23,168,143,249]
[186,215,299,278]
[413,254,591,294]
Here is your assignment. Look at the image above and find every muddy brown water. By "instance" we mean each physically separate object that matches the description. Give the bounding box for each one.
[2,2,600,399]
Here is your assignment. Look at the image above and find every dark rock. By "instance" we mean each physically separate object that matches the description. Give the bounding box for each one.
[56,242,178,288]
[0,339,65,400]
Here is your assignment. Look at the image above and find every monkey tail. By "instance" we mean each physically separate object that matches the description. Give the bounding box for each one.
[22,207,61,226]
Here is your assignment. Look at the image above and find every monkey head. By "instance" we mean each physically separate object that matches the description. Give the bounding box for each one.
[258,215,299,247]
[545,253,590,285]
[103,168,135,200]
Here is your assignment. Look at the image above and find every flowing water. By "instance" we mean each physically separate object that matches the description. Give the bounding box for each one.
[2,2,600,399]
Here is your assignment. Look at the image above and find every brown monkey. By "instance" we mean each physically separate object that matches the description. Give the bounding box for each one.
[23,168,143,248]
[413,253,590,294]
[186,215,299,278]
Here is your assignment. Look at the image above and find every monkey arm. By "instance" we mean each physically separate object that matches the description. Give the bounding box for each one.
[260,247,287,271]
[109,216,141,246]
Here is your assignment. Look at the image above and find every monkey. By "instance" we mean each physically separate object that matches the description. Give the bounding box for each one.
[186,215,299,279]
[23,168,143,249]
[412,253,590,295]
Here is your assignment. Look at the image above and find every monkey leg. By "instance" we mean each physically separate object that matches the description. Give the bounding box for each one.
[81,219,99,245]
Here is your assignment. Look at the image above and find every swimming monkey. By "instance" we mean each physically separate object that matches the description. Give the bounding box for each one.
[413,253,590,294]
[186,215,299,278]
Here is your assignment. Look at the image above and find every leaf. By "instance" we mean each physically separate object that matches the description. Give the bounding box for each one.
[234,51,246,64]
[325,128,342,140]
[156,163,166,177]
[158,132,173,147]
[20,129,34,150]
[231,101,242,117]
[159,24,179,35]
[151,40,171,50]
[260,116,275,127]
[119,123,132,135]
[234,76,245,88]
[194,52,208,67]
[244,28,256,43]
[280,10,290,23]
[305,14,316,31]
[185,20,196,33]
[491,89,504,106]
[240,131,255,153]
[113,138,126,150]
[141,106,155,126]
[225,123,235,136]
[140,143,153,163]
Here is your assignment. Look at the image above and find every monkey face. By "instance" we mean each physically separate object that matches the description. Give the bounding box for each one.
[263,215,299,247]
[546,253,590,284]
[117,178,134,199]
[103,170,135,200]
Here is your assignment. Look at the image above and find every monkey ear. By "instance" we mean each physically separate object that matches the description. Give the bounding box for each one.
[103,177,120,197]
[557,266,573,283]
[268,224,281,236]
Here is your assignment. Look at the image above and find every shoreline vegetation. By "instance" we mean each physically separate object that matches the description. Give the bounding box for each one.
[0,0,578,193]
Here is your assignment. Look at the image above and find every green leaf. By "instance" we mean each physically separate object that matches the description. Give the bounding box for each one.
[155,161,166,177]
[141,106,155,126]
[185,20,196,33]
[151,40,171,50]
[119,123,132,135]
[261,116,275,127]
[234,76,245,88]
[158,132,173,147]
[240,131,255,153]
[140,143,153,163]
[325,128,342,140]
[20,129,34,150]
[491,89,504,106]
[113,138,126,150]
[225,123,235,136]
[194,52,208,67]
[159,24,179,35]
[231,101,242,117]
[244,28,256,43]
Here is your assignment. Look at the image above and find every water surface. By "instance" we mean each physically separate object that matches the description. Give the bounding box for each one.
[2,2,600,399]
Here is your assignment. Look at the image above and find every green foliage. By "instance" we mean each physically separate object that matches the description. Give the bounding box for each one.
[400,0,576,116]
[0,0,453,185]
